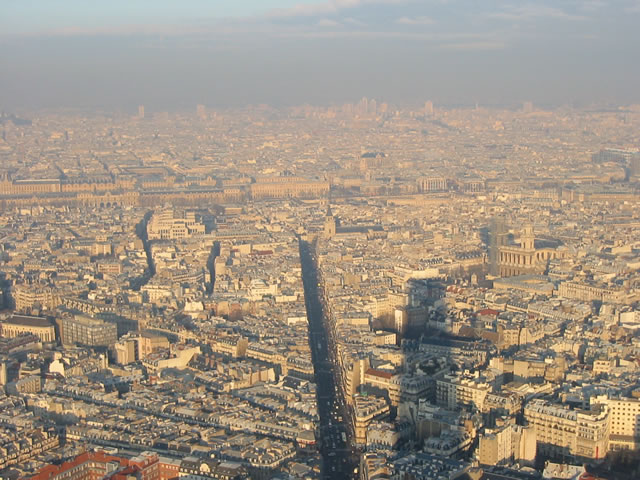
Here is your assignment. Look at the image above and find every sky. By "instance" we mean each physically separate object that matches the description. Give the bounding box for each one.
[1,0,639,112]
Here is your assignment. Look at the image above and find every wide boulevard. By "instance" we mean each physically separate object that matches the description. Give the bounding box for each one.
[299,238,357,480]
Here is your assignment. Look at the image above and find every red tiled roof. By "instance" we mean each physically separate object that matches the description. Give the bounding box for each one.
[26,452,128,480]
[365,368,393,379]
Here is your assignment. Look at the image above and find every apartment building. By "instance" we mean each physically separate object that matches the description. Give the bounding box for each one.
[436,373,492,411]
[524,399,609,461]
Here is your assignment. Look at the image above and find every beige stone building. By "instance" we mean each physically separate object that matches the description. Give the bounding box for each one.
[114,332,170,365]
[436,373,492,411]
[209,335,249,358]
[250,178,329,199]
[0,315,56,342]
[524,399,609,460]
[353,394,390,445]
[593,395,640,451]
[12,284,60,312]
[147,208,206,240]
[557,281,630,304]
[417,176,448,192]
[498,226,566,277]
[361,368,431,407]
[478,423,536,466]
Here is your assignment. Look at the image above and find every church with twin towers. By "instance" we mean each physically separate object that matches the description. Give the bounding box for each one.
[490,220,567,278]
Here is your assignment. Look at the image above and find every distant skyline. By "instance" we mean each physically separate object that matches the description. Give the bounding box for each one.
[2,0,640,111]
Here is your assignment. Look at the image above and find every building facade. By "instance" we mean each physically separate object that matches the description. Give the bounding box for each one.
[498,225,566,277]
[60,315,118,347]
[0,315,56,342]
[524,399,609,461]
[593,395,640,451]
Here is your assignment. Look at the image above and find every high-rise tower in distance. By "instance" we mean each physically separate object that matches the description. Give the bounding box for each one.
[424,100,434,116]
[138,105,145,119]
[196,104,206,120]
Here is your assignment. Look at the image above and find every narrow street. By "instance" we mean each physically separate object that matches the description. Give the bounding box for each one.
[131,210,156,290]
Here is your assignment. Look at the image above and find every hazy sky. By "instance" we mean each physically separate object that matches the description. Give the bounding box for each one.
[2,0,639,111]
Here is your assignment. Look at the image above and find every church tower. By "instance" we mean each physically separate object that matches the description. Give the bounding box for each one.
[323,204,336,238]
[521,225,535,250]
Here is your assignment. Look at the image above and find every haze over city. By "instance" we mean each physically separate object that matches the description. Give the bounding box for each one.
[2,0,640,111]
[2,2,640,480]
